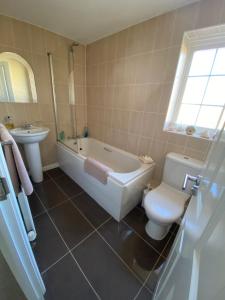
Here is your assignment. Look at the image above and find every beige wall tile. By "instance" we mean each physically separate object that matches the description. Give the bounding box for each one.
[86,0,218,181]
[12,19,32,51]
[196,0,225,29]
[144,84,161,113]
[172,3,199,45]
[127,134,140,154]
[0,15,86,167]
[1,0,221,176]
[115,29,128,59]
[138,137,151,156]
[154,12,175,50]
[30,25,46,55]
[141,113,157,138]
[128,111,143,134]
[0,15,14,46]
[135,53,152,84]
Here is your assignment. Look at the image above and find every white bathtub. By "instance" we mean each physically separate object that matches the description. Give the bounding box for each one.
[57,138,155,221]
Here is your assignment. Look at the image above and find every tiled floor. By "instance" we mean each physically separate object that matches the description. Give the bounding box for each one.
[29,168,178,300]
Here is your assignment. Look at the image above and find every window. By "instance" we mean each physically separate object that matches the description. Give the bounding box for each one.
[0,62,14,101]
[165,25,225,139]
[0,52,37,103]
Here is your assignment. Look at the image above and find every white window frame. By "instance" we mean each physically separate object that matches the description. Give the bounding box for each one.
[165,25,225,139]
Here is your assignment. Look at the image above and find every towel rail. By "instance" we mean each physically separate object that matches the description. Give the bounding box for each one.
[0,141,13,146]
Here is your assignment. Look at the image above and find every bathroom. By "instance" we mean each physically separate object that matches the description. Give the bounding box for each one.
[0,0,225,299]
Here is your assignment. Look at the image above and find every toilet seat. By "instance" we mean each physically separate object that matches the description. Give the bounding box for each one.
[144,183,189,224]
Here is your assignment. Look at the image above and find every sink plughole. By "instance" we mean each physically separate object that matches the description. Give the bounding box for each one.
[10,126,49,183]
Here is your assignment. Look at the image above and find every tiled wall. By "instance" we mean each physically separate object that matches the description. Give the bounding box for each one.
[86,0,225,180]
[0,15,86,166]
[1,0,225,178]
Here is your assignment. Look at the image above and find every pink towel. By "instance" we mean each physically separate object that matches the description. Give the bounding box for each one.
[84,157,112,184]
[0,124,33,195]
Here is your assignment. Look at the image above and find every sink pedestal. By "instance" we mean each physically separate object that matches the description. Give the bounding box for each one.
[10,126,49,183]
[24,143,43,183]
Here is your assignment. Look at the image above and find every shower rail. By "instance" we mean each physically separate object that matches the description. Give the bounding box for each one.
[47,52,58,140]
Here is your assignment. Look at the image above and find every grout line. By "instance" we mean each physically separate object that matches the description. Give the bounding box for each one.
[70,217,112,251]
[87,44,181,68]
[95,229,146,287]
[34,190,101,300]
[33,210,47,219]
[48,170,162,292]
[45,170,65,180]
[33,193,83,220]
[123,218,176,260]
[122,220,162,256]
[47,198,69,211]
[134,227,179,299]
[68,198,96,230]
[49,172,85,200]
[68,190,85,200]
[133,254,164,300]
[68,192,153,290]
[41,169,169,297]
[41,252,70,275]
[70,216,112,252]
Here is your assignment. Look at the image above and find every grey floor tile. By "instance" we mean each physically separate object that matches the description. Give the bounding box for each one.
[43,253,98,300]
[35,180,68,209]
[54,174,83,198]
[32,213,67,272]
[99,218,160,283]
[49,202,94,249]
[72,232,143,300]
[71,193,110,228]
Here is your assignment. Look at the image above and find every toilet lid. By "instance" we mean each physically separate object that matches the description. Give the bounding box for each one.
[144,183,189,224]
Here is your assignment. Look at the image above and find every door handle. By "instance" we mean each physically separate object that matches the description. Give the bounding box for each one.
[0,177,10,201]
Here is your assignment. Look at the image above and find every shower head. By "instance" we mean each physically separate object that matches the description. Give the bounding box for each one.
[70,42,80,51]
[72,42,80,47]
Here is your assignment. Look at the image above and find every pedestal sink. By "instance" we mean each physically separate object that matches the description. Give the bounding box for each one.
[10,126,49,183]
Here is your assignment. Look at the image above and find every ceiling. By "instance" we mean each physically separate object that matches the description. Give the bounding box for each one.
[0,0,200,44]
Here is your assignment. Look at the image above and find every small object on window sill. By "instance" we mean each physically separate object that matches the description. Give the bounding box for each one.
[177,124,184,132]
[200,130,210,139]
[167,122,176,131]
[185,126,196,135]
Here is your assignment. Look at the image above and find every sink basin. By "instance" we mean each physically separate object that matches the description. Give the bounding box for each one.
[10,126,50,183]
[10,127,49,144]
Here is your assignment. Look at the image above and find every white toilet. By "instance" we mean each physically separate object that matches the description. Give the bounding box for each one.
[143,152,204,240]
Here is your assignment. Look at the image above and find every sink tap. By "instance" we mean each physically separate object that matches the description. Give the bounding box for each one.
[23,122,33,129]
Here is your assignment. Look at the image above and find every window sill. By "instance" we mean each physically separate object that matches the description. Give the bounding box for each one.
[164,127,215,141]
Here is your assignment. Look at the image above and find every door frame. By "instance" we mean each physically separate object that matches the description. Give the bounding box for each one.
[0,144,45,299]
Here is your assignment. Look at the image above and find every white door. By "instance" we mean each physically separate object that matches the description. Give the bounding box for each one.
[0,144,45,300]
[154,127,225,300]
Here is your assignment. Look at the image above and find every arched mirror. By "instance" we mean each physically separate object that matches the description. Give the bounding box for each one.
[0,52,37,103]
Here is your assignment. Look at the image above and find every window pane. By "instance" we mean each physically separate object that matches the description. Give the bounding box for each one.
[203,76,225,106]
[177,104,200,125]
[189,49,216,76]
[211,48,225,75]
[196,106,222,129]
[182,77,208,104]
